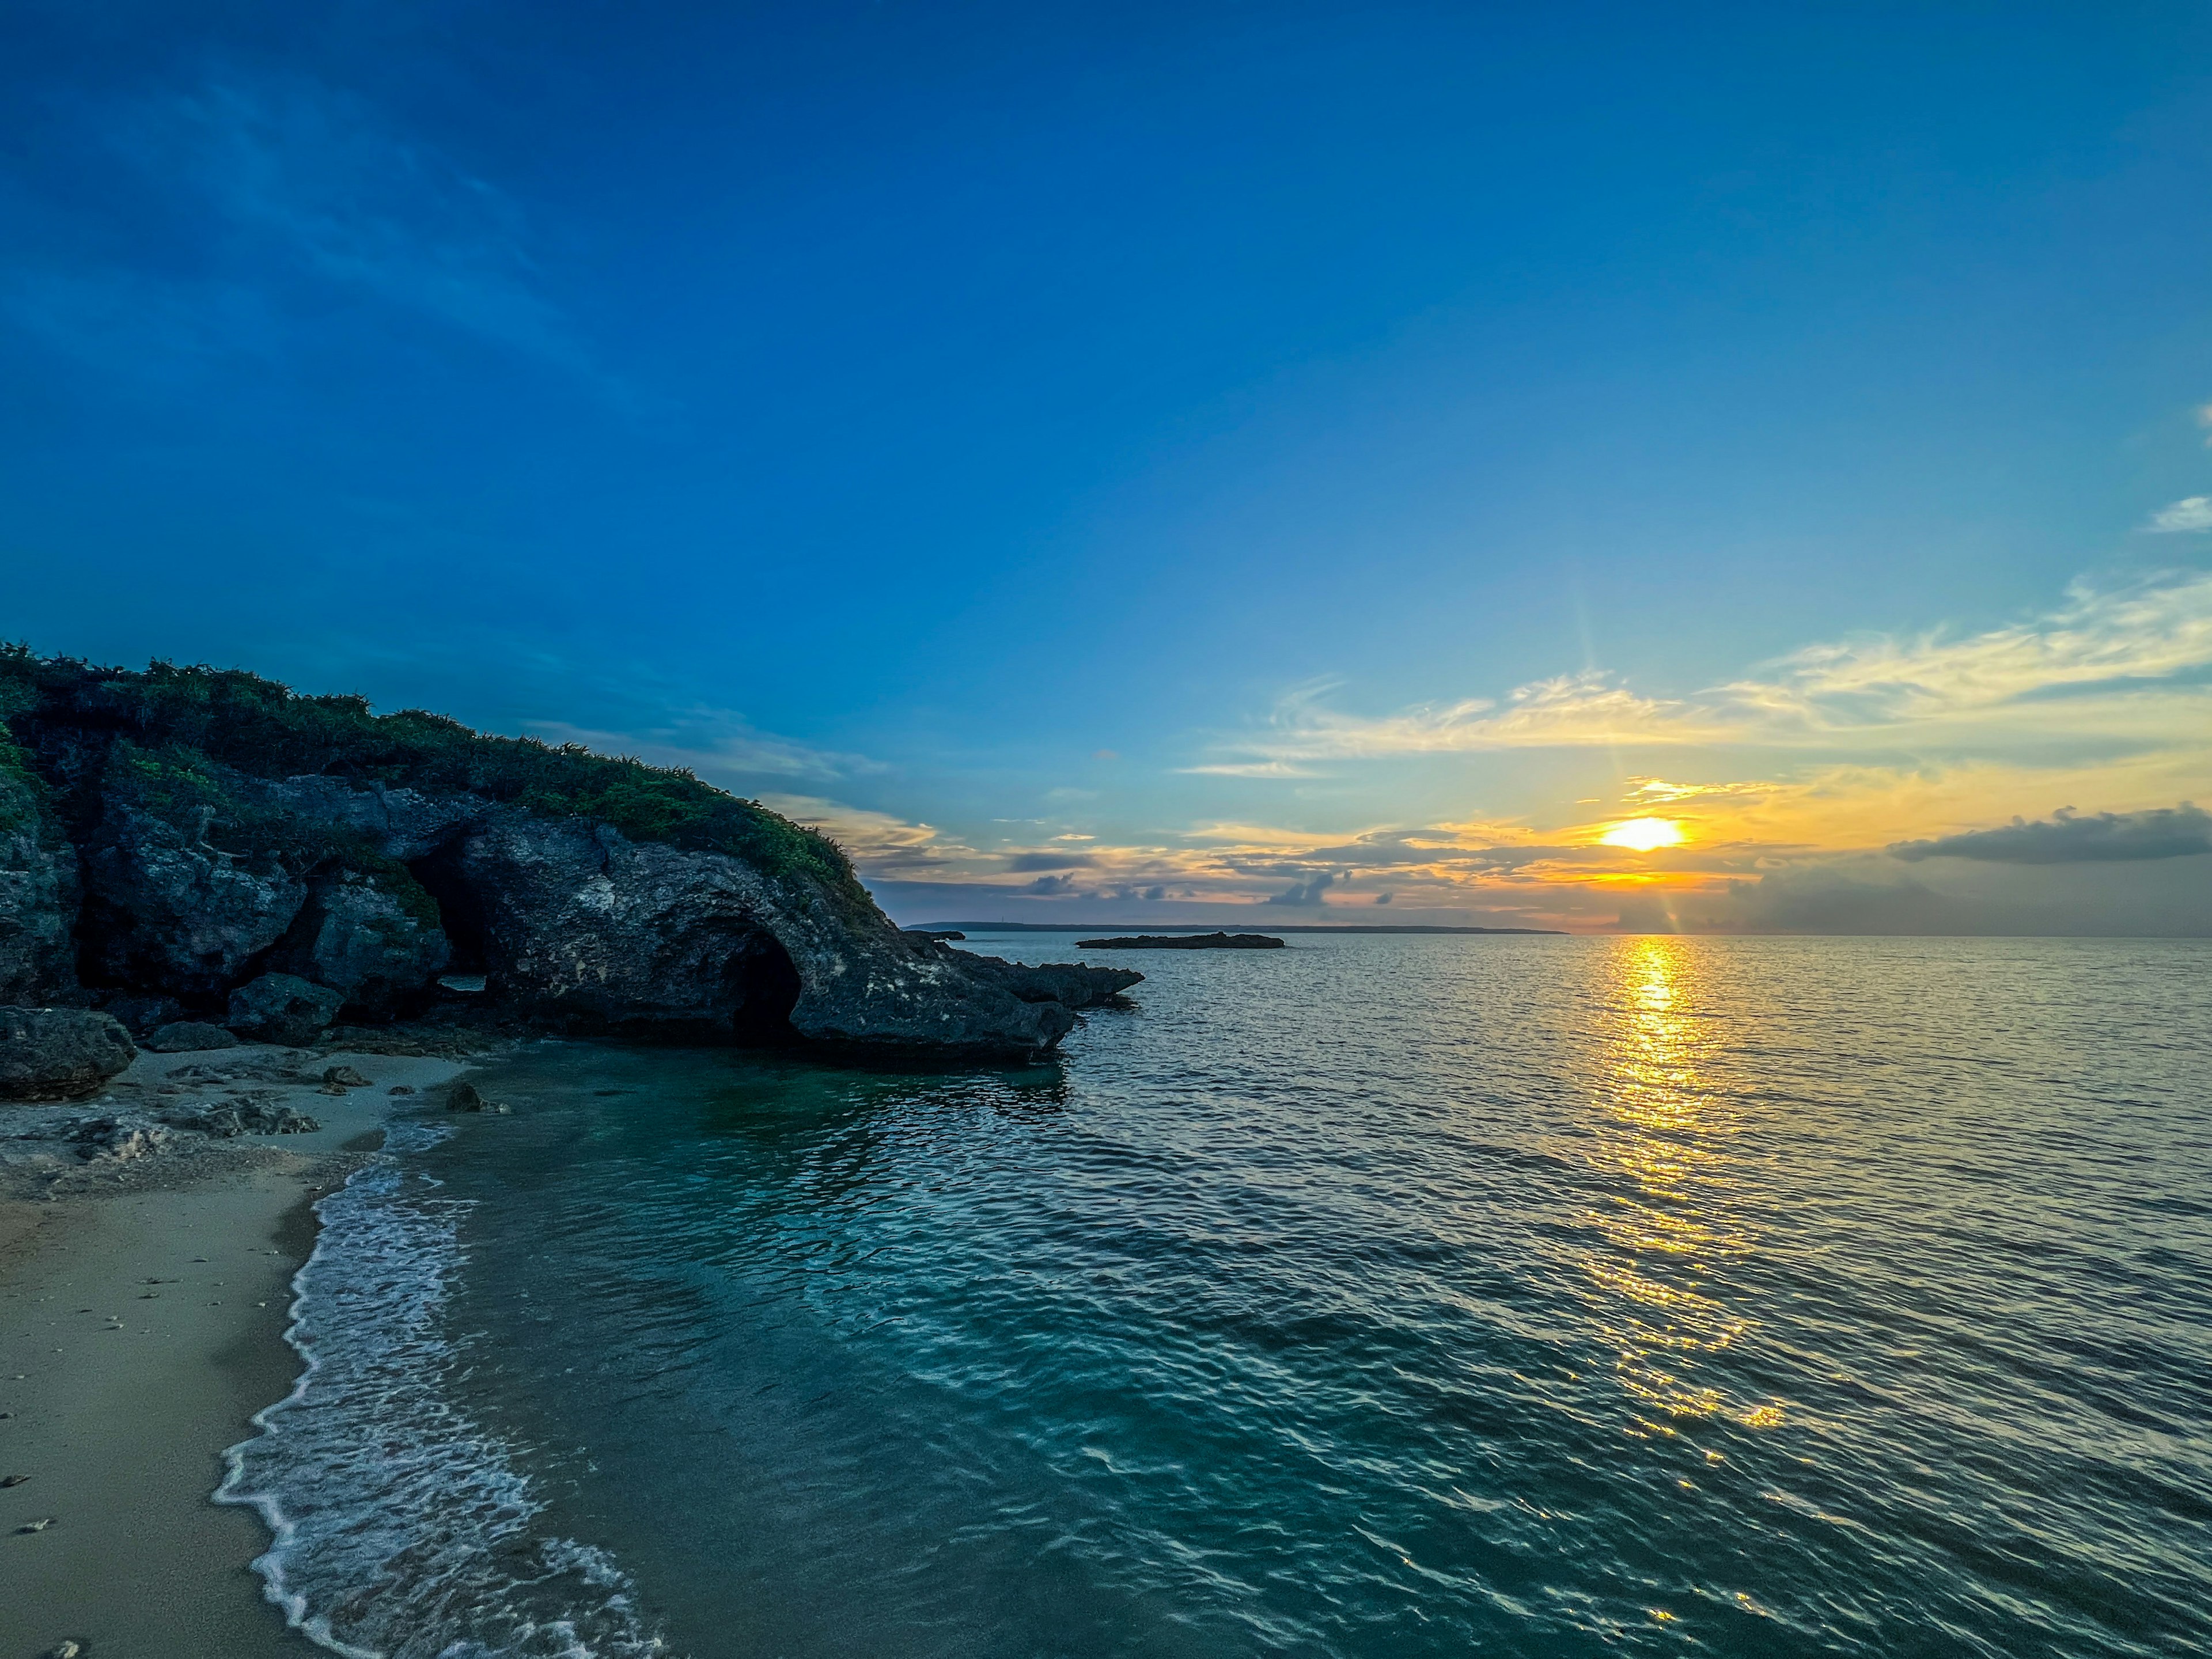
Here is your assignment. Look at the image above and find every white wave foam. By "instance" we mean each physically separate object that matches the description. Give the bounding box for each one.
[218,1120,673,1658]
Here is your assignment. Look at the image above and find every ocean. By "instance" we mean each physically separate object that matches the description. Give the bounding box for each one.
[219,934,2212,1658]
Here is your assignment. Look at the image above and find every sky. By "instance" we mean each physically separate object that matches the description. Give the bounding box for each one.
[2,0,2209,933]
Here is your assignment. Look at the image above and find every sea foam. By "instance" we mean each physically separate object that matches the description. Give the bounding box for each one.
[218,1120,671,1658]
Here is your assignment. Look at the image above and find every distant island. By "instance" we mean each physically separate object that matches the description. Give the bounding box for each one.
[928,922,1567,936]
[1078,932,1285,950]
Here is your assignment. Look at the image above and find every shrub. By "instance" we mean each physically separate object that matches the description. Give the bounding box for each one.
[0,649,870,911]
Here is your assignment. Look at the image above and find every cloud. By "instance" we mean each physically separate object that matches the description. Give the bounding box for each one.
[1006,851,1099,872]
[1266,871,1341,905]
[1891,804,2212,864]
[3,71,616,396]
[751,795,972,875]
[1186,570,2212,771]
[2145,497,2212,533]
[527,710,877,785]
[1025,874,1080,894]
[1175,760,1323,778]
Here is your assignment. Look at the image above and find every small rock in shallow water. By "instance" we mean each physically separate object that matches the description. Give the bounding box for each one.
[1,1473,26,1486]
[17,1517,54,1532]
[446,1082,491,1112]
[321,1065,370,1088]
[47,1641,84,1658]
[388,1084,416,1094]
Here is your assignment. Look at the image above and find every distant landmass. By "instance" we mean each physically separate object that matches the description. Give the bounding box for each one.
[1078,932,1285,950]
[923,922,1567,935]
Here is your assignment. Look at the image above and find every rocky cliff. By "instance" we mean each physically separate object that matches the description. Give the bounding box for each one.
[0,652,1133,1060]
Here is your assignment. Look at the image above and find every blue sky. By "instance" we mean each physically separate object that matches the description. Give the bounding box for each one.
[4,2,2210,930]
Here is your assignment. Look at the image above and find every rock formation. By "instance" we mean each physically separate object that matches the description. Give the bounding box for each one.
[949,952,1143,1009]
[0,653,1126,1060]
[0,768,79,1003]
[1077,931,1285,949]
[0,1007,135,1101]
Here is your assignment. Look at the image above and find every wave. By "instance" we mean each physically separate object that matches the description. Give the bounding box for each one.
[217,1120,672,1659]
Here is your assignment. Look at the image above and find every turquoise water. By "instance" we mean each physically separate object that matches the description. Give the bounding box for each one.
[229,935,2212,1657]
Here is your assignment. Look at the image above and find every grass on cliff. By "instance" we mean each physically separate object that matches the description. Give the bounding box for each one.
[0,648,872,910]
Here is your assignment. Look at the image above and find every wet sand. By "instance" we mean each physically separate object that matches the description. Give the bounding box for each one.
[0,1048,468,1659]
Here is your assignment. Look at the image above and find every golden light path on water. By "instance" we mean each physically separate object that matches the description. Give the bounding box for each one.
[1574,938,1780,1438]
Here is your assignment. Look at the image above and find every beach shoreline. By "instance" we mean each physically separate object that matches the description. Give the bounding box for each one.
[0,1045,474,1659]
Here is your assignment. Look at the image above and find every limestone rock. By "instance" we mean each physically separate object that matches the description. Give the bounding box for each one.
[0,769,78,1004]
[226,973,344,1046]
[273,870,450,1017]
[0,1006,137,1101]
[950,952,1143,1010]
[145,1020,241,1052]
[70,1116,172,1160]
[100,992,185,1036]
[80,800,304,998]
[452,815,1074,1057]
[1076,931,1285,949]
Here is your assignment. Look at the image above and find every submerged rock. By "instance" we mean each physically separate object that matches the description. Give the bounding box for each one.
[446,1081,494,1112]
[0,1006,137,1101]
[227,973,344,1046]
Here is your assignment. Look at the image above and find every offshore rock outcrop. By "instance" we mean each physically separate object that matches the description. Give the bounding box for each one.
[0,652,1108,1060]
[950,952,1143,1010]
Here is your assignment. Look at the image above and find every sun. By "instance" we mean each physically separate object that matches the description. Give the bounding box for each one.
[1599,817,1686,852]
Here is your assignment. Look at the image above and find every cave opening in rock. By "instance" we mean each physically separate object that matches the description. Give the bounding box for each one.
[726,931,802,1046]
[407,844,492,977]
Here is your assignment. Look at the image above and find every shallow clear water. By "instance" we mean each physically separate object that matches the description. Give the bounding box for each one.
[232,935,2212,1657]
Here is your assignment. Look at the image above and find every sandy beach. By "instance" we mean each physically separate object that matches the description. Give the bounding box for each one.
[0,1044,473,1659]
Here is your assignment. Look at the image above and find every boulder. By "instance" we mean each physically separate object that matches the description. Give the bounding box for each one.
[226,973,344,1046]
[274,871,450,1017]
[450,815,1075,1057]
[0,1007,137,1101]
[100,992,186,1037]
[951,952,1143,1009]
[80,801,305,998]
[0,769,79,1004]
[145,1020,241,1053]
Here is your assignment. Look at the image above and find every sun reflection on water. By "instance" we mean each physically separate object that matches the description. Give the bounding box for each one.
[1573,937,1777,1435]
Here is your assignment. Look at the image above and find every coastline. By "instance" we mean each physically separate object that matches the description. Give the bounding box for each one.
[0,1046,474,1658]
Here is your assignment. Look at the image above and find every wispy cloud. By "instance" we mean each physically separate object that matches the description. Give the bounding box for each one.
[1184,570,2212,771]
[2144,497,2212,533]
[5,70,614,395]
[754,794,974,874]
[527,708,880,786]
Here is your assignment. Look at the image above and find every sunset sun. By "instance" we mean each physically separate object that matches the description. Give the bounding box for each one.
[1599,817,1686,851]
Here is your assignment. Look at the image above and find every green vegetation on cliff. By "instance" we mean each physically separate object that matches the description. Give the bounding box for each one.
[0,649,868,907]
